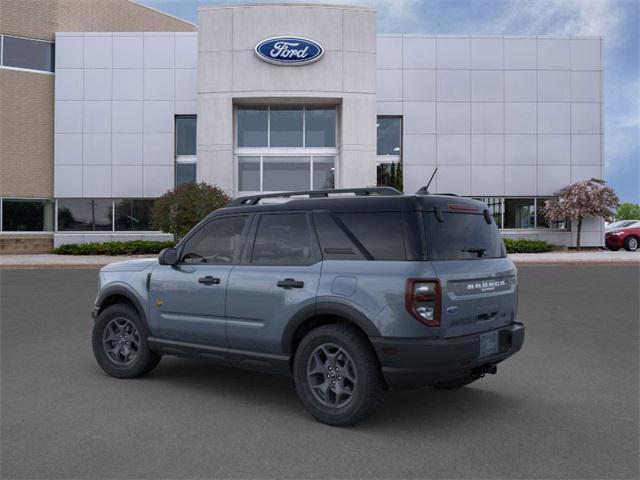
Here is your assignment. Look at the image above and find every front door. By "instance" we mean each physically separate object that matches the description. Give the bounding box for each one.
[148,215,249,350]
[226,212,322,360]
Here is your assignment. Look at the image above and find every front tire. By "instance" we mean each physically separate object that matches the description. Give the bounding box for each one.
[92,303,160,379]
[624,236,638,251]
[293,324,385,426]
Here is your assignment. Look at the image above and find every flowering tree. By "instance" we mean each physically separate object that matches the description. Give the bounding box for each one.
[543,178,619,250]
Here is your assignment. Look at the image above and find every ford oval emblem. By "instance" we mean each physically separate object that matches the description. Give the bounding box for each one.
[255,36,324,66]
[446,306,459,314]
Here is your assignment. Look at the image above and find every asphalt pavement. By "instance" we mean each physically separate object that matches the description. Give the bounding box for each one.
[1,266,638,479]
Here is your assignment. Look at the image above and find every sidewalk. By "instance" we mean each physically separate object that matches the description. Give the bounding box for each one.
[0,251,638,268]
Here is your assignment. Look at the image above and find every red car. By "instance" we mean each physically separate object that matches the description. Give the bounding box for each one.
[605,222,640,251]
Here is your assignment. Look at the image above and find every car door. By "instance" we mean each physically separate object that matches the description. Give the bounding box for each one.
[148,214,250,351]
[226,212,322,368]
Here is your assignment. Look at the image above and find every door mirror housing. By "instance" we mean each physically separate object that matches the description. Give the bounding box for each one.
[158,247,178,266]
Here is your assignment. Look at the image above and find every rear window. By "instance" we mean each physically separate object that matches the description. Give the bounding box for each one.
[423,212,505,260]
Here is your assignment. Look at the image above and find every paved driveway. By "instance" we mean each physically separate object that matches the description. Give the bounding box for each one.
[1,266,638,479]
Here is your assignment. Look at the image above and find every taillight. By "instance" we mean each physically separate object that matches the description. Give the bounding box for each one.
[405,279,441,327]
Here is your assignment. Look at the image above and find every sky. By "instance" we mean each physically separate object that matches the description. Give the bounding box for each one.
[141,0,639,203]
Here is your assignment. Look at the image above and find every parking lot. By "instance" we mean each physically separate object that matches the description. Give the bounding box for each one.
[1,265,638,479]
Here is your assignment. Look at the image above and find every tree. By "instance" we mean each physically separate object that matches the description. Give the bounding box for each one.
[616,202,640,220]
[151,182,231,238]
[543,178,619,250]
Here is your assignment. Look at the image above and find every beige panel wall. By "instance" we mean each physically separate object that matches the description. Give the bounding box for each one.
[0,0,195,199]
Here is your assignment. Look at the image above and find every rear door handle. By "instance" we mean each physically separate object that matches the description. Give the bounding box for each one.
[277,278,304,289]
[198,276,220,285]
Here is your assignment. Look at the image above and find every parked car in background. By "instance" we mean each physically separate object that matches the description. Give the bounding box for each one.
[605,222,640,251]
[605,220,639,230]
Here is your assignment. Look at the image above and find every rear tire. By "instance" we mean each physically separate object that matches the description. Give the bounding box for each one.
[92,303,161,379]
[293,324,385,426]
[624,236,638,251]
[432,376,477,390]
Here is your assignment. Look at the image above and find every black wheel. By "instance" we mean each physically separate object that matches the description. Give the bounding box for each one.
[432,376,478,390]
[92,303,160,379]
[624,236,638,251]
[293,324,385,426]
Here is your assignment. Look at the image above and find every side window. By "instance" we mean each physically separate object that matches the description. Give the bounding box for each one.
[251,213,316,266]
[337,212,406,260]
[180,216,247,264]
[313,212,366,260]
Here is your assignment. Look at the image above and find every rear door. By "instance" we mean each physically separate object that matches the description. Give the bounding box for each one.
[423,210,518,340]
[226,212,322,364]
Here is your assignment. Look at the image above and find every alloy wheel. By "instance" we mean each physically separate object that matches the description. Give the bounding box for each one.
[103,317,140,366]
[306,343,357,408]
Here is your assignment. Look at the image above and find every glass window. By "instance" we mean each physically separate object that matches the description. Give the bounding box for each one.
[238,156,260,191]
[313,212,365,260]
[312,157,335,190]
[263,156,310,191]
[57,199,111,231]
[181,216,247,264]
[3,199,54,231]
[337,212,405,260]
[114,199,155,231]
[176,163,196,187]
[2,35,54,72]
[423,212,505,260]
[536,197,568,229]
[504,198,535,229]
[237,107,268,147]
[252,213,315,266]
[270,107,303,147]
[175,116,196,156]
[377,117,401,156]
[377,161,402,190]
[474,197,503,228]
[305,108,336,147]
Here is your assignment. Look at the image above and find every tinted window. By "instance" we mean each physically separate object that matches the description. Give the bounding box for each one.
[238,156,260,191]
[305,108,336,147]
[175,116,196,155]
[57,199,111,231]
[504,198,534,228]
[2,35,54,72]
[313,212,365,260]
[337,212,405,260]
[114,199,154,231]
[262,156,309,191]
[252,214,315,265]
[423,212,505,260]
[3,199,54,231]
[237,107,268,147]
[270,107,303,147]
[181,216,247,264]
[377,117,401,156]
[176,163,196,186]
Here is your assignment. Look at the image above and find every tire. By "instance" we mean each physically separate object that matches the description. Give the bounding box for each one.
[607,246,620,251]
[92,303,161,379]
[293,324,385,426]
[432,376,478,390]
[624,236,639,252]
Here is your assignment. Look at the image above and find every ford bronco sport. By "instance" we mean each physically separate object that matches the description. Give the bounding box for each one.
[91,188,524,426]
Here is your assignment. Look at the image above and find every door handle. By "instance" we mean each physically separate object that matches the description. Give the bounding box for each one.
[277,278,304,289]
[198,276,220,285]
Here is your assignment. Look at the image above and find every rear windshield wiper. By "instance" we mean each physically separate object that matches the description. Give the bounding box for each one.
[461,248,487,257]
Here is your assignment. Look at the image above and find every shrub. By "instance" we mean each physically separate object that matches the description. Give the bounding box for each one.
[151,182,231,238]
[503,238,554,254]
[54,240,175,256]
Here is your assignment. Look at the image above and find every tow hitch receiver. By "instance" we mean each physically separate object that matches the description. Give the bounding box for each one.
[472,364,497,379]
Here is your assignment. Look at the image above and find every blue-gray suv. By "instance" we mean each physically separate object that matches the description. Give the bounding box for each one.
[91,188,524,426]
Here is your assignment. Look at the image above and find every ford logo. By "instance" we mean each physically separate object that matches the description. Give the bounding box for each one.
[255,36,324,66]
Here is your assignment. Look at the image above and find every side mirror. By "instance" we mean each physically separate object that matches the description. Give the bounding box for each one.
[158,247,178,266]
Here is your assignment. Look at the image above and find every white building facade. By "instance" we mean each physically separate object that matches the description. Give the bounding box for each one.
[51,3,604,247]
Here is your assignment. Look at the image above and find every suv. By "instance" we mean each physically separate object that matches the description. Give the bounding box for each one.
[91,188,524,426]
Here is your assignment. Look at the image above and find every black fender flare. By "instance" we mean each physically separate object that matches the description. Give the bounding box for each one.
[281,301,381,354]
[94,284,151,337]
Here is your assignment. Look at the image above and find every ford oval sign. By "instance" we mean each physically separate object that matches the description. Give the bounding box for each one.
[255,37,324,66]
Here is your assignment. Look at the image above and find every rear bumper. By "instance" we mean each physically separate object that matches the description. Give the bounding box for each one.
[371,323,525,390]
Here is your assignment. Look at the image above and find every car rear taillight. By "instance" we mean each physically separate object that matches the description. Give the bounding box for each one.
[405,279,441,327]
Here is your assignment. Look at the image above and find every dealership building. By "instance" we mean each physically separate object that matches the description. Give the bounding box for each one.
[0,1,605,252]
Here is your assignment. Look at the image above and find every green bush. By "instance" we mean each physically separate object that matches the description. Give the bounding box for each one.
[54,240,175,256]
[503,238,554,254]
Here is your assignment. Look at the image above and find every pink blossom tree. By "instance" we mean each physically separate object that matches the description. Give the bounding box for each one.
[543,178,619,250]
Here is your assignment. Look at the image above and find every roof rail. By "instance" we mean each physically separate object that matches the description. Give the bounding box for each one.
[226,187,403,207]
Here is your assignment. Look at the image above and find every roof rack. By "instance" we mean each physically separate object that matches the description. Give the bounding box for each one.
[226,187,403,207]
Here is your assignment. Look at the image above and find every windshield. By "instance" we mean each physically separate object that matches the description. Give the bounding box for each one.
[423,211,506,260]
[607,220,637,229]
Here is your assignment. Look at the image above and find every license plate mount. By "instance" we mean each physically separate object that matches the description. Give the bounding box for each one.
[479,331,499,358]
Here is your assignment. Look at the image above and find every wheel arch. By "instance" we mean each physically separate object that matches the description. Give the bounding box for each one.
[95,285,151,336]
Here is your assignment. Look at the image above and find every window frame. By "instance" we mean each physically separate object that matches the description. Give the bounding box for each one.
[0,34,55,75]
[245,211,321,267]
[176,214,251,266]
[0,197,55,233]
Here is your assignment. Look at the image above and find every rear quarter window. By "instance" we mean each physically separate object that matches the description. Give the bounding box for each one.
[337,212,406,260]
[423,211,505,260]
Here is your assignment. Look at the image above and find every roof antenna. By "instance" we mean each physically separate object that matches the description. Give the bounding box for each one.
[416,167,437,195]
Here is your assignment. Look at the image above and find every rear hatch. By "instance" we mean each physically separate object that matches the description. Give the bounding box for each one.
[423,206,517,339]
